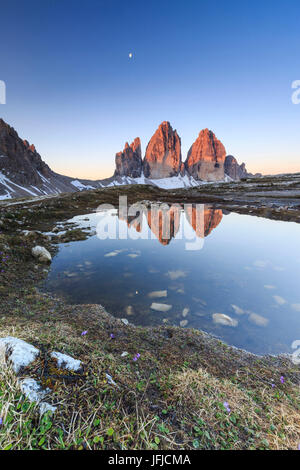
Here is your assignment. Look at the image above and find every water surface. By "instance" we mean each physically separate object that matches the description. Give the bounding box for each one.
[43,204,300,355]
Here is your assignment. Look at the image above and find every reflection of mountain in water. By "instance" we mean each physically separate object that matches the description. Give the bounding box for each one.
[118,204,223,245]
[146,205,181,245]
[185,206,223,237]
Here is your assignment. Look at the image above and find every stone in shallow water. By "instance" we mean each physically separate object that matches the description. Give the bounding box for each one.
[148,290,167,298]
[212,313,238,327]
[104,251,119,257]
[165,270,187,280]
[248,313,269,327]
[231,304,244,315]
[125,305,134,315]
[253,260,268,268]
[182,308,189,317]
[180,320,188,327]
[273,295,286,305]
[192,297,207,306]
[291,304,300,312]
[0,337,40,373]
[150,303,172,312]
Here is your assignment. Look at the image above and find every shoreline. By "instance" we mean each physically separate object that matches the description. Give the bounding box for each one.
[0,185,299,450]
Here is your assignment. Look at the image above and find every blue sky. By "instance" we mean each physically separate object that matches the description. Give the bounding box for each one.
[1,0,299,178]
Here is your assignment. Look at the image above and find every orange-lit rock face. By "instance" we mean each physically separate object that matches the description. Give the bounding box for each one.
[115,137,142,178]
[146,205,181,245]
[185,129,226,181]
[185,206,223,237]
[144,122,182,179]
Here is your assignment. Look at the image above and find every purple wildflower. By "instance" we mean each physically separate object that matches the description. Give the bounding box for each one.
[280,376,285,384]
[0,417,2,426]
[223,401,231,413]
[81,330,88,336]
[110,333,115,339]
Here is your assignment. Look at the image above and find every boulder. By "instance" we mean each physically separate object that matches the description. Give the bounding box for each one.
[32,246,52,263]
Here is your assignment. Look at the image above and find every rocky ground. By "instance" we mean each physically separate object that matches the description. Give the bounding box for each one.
[0,181,299,450]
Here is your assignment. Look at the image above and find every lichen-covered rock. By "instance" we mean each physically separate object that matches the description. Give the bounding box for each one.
[32,245,52,263]
[144,122,182,178]
[185,129,226,181]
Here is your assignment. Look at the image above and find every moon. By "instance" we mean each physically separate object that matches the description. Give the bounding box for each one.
[129,53,133,59]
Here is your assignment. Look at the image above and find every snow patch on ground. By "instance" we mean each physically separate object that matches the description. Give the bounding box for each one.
[0,337,40,373]
[50,351,82,371]
[20,378,57,415]
[104,173,221,189]
[150,174,200,189]
[0,171,40,197]
[0,190,10,200]
[37,171,49,184]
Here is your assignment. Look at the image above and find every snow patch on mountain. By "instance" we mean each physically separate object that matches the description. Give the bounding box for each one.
[71,180,97,191]
[102,173,208,189]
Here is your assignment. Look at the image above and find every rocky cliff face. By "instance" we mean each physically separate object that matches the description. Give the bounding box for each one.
[225,155,248,180]
[0,119,52,186]
[185,129,226,181]
[224,155,261,180]
[115,138,142,178]
[0,118,101,199]
[143,122,182,179]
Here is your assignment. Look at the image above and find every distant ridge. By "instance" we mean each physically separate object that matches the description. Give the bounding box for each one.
[0,118,254,200]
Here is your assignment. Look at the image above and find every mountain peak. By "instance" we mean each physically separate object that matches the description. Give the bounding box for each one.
[143,121,182,179]
[185,129,226,181]
[114,138,142,178]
